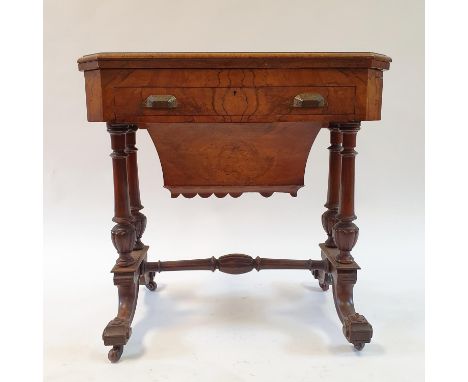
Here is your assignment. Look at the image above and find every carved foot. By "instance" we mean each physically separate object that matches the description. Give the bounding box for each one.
[103,248,146,362]
[102,317,132,347]
[343,313,373,349]
[108,345,124,363]
[319,244,373,350]
[332,273,373,349]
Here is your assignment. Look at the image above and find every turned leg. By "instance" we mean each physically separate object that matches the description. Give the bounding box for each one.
[126,125,147,250]
[107,123,136,267]
[126,126,156,292]
[333,122,360,264]
[321,125,342,248]
[104,123,145,363]
[315,125,342,291]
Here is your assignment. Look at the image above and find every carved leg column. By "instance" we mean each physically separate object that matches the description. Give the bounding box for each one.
[322,121,372,350]
[314,125,343,291]
[126,125,147,250]
[333,122,360,264]
[126,125,156,292]
[322,125,343,248]
[107,123,136,267]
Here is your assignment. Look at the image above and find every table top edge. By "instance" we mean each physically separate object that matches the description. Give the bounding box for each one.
[77,52,392,71]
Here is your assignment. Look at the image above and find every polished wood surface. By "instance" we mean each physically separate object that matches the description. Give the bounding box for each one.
[144,254,329,274]
[147,122,322,197]
[78,52,391,70]
[114,85,356,121]
[80,66,385,123]
[322,125,343,247]
[78,52,391,362]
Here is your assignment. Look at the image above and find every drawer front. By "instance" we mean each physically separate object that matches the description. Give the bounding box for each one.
[113,86,355,120]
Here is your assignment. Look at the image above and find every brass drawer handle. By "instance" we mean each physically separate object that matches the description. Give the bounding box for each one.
[293,93,326,108]
[143,95,177,109]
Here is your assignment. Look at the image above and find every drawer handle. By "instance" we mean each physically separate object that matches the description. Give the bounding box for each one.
[293,93,326,108]
[143,95,178,109]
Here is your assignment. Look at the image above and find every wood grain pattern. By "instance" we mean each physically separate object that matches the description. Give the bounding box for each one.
[81,67,385,122]
[96,68,374,87]
[146,122,323,197]
[83,70,104,121]
[114,86,355,120]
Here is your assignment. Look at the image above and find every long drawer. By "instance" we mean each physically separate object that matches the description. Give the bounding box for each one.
[113,86,355,121]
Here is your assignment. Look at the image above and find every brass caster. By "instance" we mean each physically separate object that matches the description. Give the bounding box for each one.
[146,281,157,291]
[108,345,124,363]
[353,343,365,351]
[319,282,329,291]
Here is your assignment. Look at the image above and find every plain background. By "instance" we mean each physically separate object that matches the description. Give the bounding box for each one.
[44,1,424,381]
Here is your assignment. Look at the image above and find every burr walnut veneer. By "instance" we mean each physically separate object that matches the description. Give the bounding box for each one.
[78,52,391,362]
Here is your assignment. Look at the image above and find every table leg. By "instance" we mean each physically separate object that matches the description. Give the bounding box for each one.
[331,262,372,350]
[103,123,142,363]
[107,123,136,267]
[126,125,147,250]
[327,121,372,350]
[321,125,343,248]
[333,122,360,264]
[126,126,156,292]
[314,125,343,291]
[103,270,140,363]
